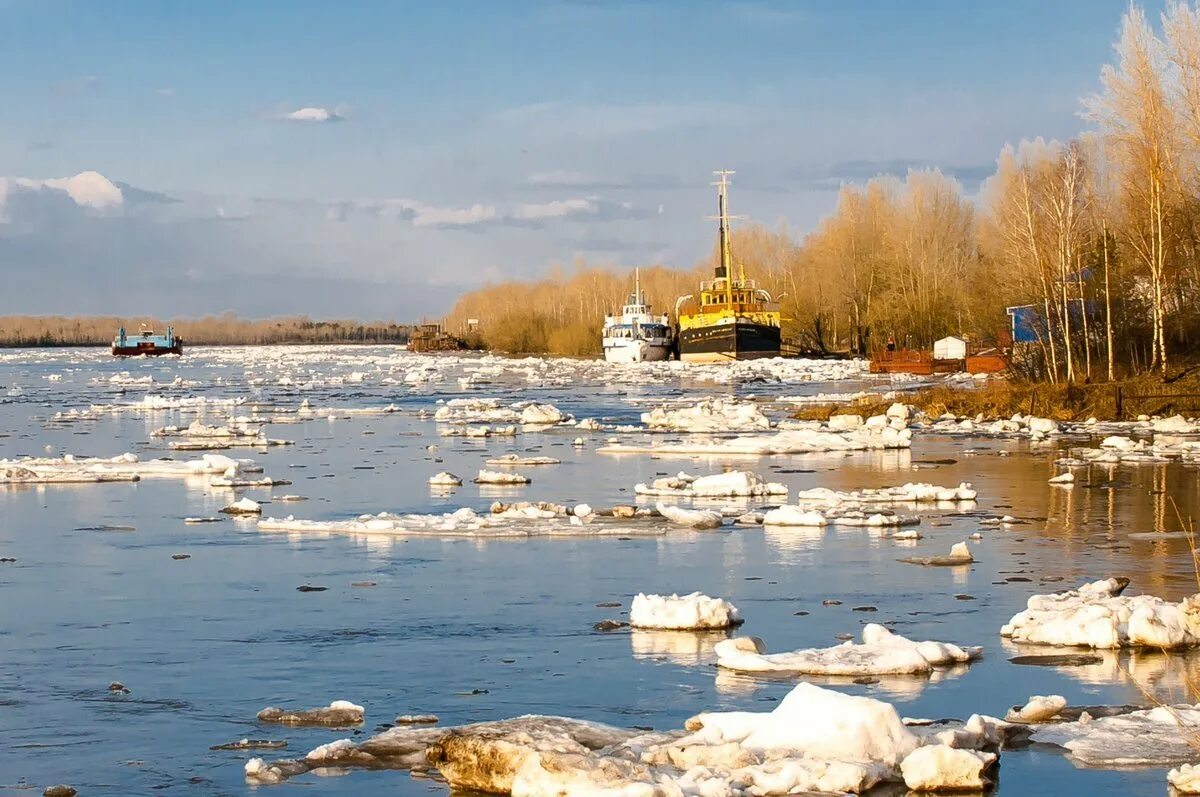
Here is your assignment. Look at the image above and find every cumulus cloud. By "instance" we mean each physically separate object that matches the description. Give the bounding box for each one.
[0,171,124,222]
[279,106,344,123]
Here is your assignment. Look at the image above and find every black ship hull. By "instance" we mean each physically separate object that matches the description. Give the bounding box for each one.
[677,321,781,363]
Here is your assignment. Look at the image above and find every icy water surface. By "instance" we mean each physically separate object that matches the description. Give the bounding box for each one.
[1,346,1199,796]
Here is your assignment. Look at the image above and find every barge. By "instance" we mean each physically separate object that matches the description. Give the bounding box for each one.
[112,326,183,356]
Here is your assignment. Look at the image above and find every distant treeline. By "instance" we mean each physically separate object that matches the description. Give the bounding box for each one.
[0,314,414,347]
[446,3,1200,381]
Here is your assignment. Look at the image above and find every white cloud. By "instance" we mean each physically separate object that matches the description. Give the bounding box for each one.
[411,203,497,227]
[279,106,344,123]
[0,170,124,222]
[512,198,596,221]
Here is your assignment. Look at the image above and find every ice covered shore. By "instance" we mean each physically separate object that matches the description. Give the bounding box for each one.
[244,682,999,793]
[1000,578,1200,649]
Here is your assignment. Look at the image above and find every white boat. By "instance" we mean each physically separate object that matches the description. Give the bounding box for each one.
[602,270,674,363]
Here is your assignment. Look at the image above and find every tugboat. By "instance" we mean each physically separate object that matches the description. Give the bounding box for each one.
[111,326,183,356]
[676,171,781,362]
[602,269,674,363]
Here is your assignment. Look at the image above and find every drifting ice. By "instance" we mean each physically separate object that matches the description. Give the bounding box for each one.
[1001,578,1200,649]
[629,592,743,630]
[635,470,787,498]
[714,624,981,676]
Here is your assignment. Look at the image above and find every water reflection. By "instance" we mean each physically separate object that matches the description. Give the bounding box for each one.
[629,629,730,666]
[1003,640,1200,703]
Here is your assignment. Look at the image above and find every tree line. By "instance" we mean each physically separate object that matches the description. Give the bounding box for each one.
[446,3,1200,381]
[0,313,413,347]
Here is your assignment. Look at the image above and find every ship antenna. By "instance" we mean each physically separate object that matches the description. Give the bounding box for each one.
[712,170,735,307]
[635,267,641,305]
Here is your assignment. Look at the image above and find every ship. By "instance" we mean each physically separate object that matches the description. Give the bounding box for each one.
[601,269,674,363]
[675,171,781,362]
[111,326,183,356]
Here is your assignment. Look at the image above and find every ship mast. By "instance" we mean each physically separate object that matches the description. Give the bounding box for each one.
[635,267,642,306]
[713,169,735,307]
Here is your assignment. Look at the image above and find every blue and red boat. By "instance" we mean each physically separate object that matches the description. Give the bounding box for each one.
[111,326,183,356]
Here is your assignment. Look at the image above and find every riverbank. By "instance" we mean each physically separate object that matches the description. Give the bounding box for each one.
[797,369,1200,423]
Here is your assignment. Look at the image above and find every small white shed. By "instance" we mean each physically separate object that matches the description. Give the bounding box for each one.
[933,336,967,360]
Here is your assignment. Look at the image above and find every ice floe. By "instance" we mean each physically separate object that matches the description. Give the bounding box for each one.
[256,700,364,726]
[428,471,464,486]
[899,541,975,566]
[257,507,667,539]
[1001,578,1200,649]
[222,498,261,515]
[1004,694,1067,723]
[243,681,1000,793]
[714,624,981,676]
[0,452,268,485]
[1170,763,1200,793]
[1031,703,1200,766]
[601,425,911,456]
[656,503,724,529]
[634,470,787,499]
[641,398,771,432]
[629,592,743,630]
[475,469,531,485]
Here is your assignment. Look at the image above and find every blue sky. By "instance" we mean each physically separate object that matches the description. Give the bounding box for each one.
[0,0,1156,319]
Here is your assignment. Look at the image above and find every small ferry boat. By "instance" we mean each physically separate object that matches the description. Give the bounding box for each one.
[602,270,674,363]
[111,326,183,356]
[676,171,781,362]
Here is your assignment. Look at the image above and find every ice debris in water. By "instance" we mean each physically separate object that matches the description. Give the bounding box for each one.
[432,398,567,426]
[474,469,531,485]
[600,425,911,455]
[629,592,743,630]
[641,397,771,432]
[1000,577,1200,649]
[792,482,977,505]
[243,682,1000,793]
[1170,763,1200,793]
[656,503,724,529]
[256,700,364,726]
[1048,472,1075,485]
[428,471,463,486]
[762,505,918,528]
[221,497,261,515]
[635,470,787,498]
[1031,703,1200,766]
[714,624,981,676]
[485,454,561,466]
[0,452,264,483]
[899,541,974,566]
[1004,695,1066,723]
[257,507,666,539]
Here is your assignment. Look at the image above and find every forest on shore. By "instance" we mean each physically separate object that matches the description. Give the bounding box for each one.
[0,314,412,347]
[446,4,1200,383]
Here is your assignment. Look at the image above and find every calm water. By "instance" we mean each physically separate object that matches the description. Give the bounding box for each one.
[1,346,1198,796]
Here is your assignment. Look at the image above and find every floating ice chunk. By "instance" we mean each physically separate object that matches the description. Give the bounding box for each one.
[641,397,771,432]
[656,503,723,529]
[762,506,829,527]
[1005,695,1066,723]
[573,503,593,519]
[714,624,981,676]
[1000,578,1200,649]
[428,472,463,486]
[828,413,863,430]
[601,425,911,455]
[899,541,974,566]
[519,403,565,425]
[1153,415,1198,433]
[474,469,530,485]
[1031,704,1200,765]
[635,470,787,498]
[257,700,364,726]
[1170,763,1200,793]
[793,482,977,506]
[490,501,565,519]
[900,745,996,792]
[1048,472,1075,485]
[221,498,261,515]
[630,592,743,630]
[893,529,922,540]
[485,454,561,466]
